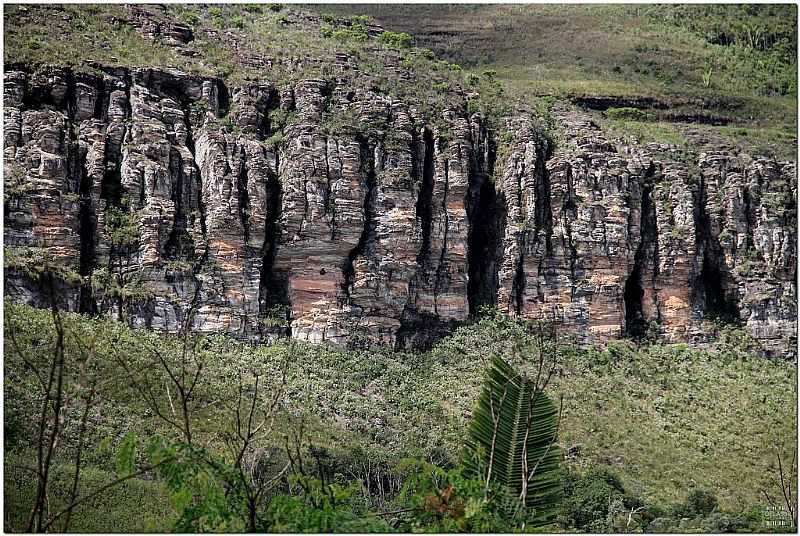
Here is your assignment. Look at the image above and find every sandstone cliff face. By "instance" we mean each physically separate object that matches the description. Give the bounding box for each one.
[4,65,797,356]
[492,112,797,356]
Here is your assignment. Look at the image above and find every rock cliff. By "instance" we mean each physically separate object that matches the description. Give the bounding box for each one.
[4,61,796,356]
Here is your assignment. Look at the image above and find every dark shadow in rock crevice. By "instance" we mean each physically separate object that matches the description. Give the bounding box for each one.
[466,130,501,316]
[624,166,659,339]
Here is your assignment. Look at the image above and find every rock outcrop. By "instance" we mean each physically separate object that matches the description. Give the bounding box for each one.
[4,64,797,356]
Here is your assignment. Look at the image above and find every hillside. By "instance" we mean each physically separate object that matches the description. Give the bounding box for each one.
[318,4,797,159]
[2,3,798,534]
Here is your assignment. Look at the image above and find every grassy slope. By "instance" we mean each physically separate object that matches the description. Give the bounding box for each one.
[315,4,797,160]
[4,303,796,532]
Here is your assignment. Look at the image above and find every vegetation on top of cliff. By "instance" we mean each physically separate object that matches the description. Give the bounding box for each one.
[319,5,796,103]
[6,4,796,157]
[317,4,797,159]
[5,302,796,531]
[3,3,527,135]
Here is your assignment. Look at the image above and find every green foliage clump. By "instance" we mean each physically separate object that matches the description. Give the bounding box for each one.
[351,15,372,26]
[261,475,390,533]
[561,467,642,532]
[105,206,140,249]
[269,108,297,131]
[321,106,364,137]
[679,488,719,517]
[90,266,152,303]
[462,70,512,124]
[260,304,290,328]
[207,6,226,29]
[220,115,241,135]
[265,131,284,148]
[394,460,535,532]
[4,162,34,202]
[230,15,245,30]
[378,31,413,48]
[176,7,200,26]
[322,15,371,42]
[4,246,82,285]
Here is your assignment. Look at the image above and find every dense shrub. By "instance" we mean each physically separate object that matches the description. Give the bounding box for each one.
[560,467,643,532]
[682,488,719,517]
[379,31,413,48]
[393,460,536,532]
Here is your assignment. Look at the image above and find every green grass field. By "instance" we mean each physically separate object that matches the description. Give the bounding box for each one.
[314,4,797,159]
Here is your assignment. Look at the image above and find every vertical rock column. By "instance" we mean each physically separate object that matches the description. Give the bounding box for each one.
[275,80,369,343]
[4,68,82,309]
[647,159,697,341]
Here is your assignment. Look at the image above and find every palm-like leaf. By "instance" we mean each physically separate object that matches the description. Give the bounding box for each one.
[463,355,562,526]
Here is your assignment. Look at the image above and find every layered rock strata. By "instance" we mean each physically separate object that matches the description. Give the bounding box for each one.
[4,65,797,356]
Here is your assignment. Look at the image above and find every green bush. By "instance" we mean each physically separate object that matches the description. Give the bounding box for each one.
[265,131,284,148]
[394,460,535,532]
[561,467,643,532]
[379,31,413,48]
[262,476,391,533]
[681,488,719,517]
[702,512,748,532]
[180,10,200,26]
[351,15,372,26]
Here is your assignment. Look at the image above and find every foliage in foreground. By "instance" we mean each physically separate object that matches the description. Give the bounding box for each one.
[3,302,797,532]
[4,301,568,533]
[463,355,562,525]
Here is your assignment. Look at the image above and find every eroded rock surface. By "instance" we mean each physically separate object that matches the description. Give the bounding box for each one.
[4,65,797,356]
